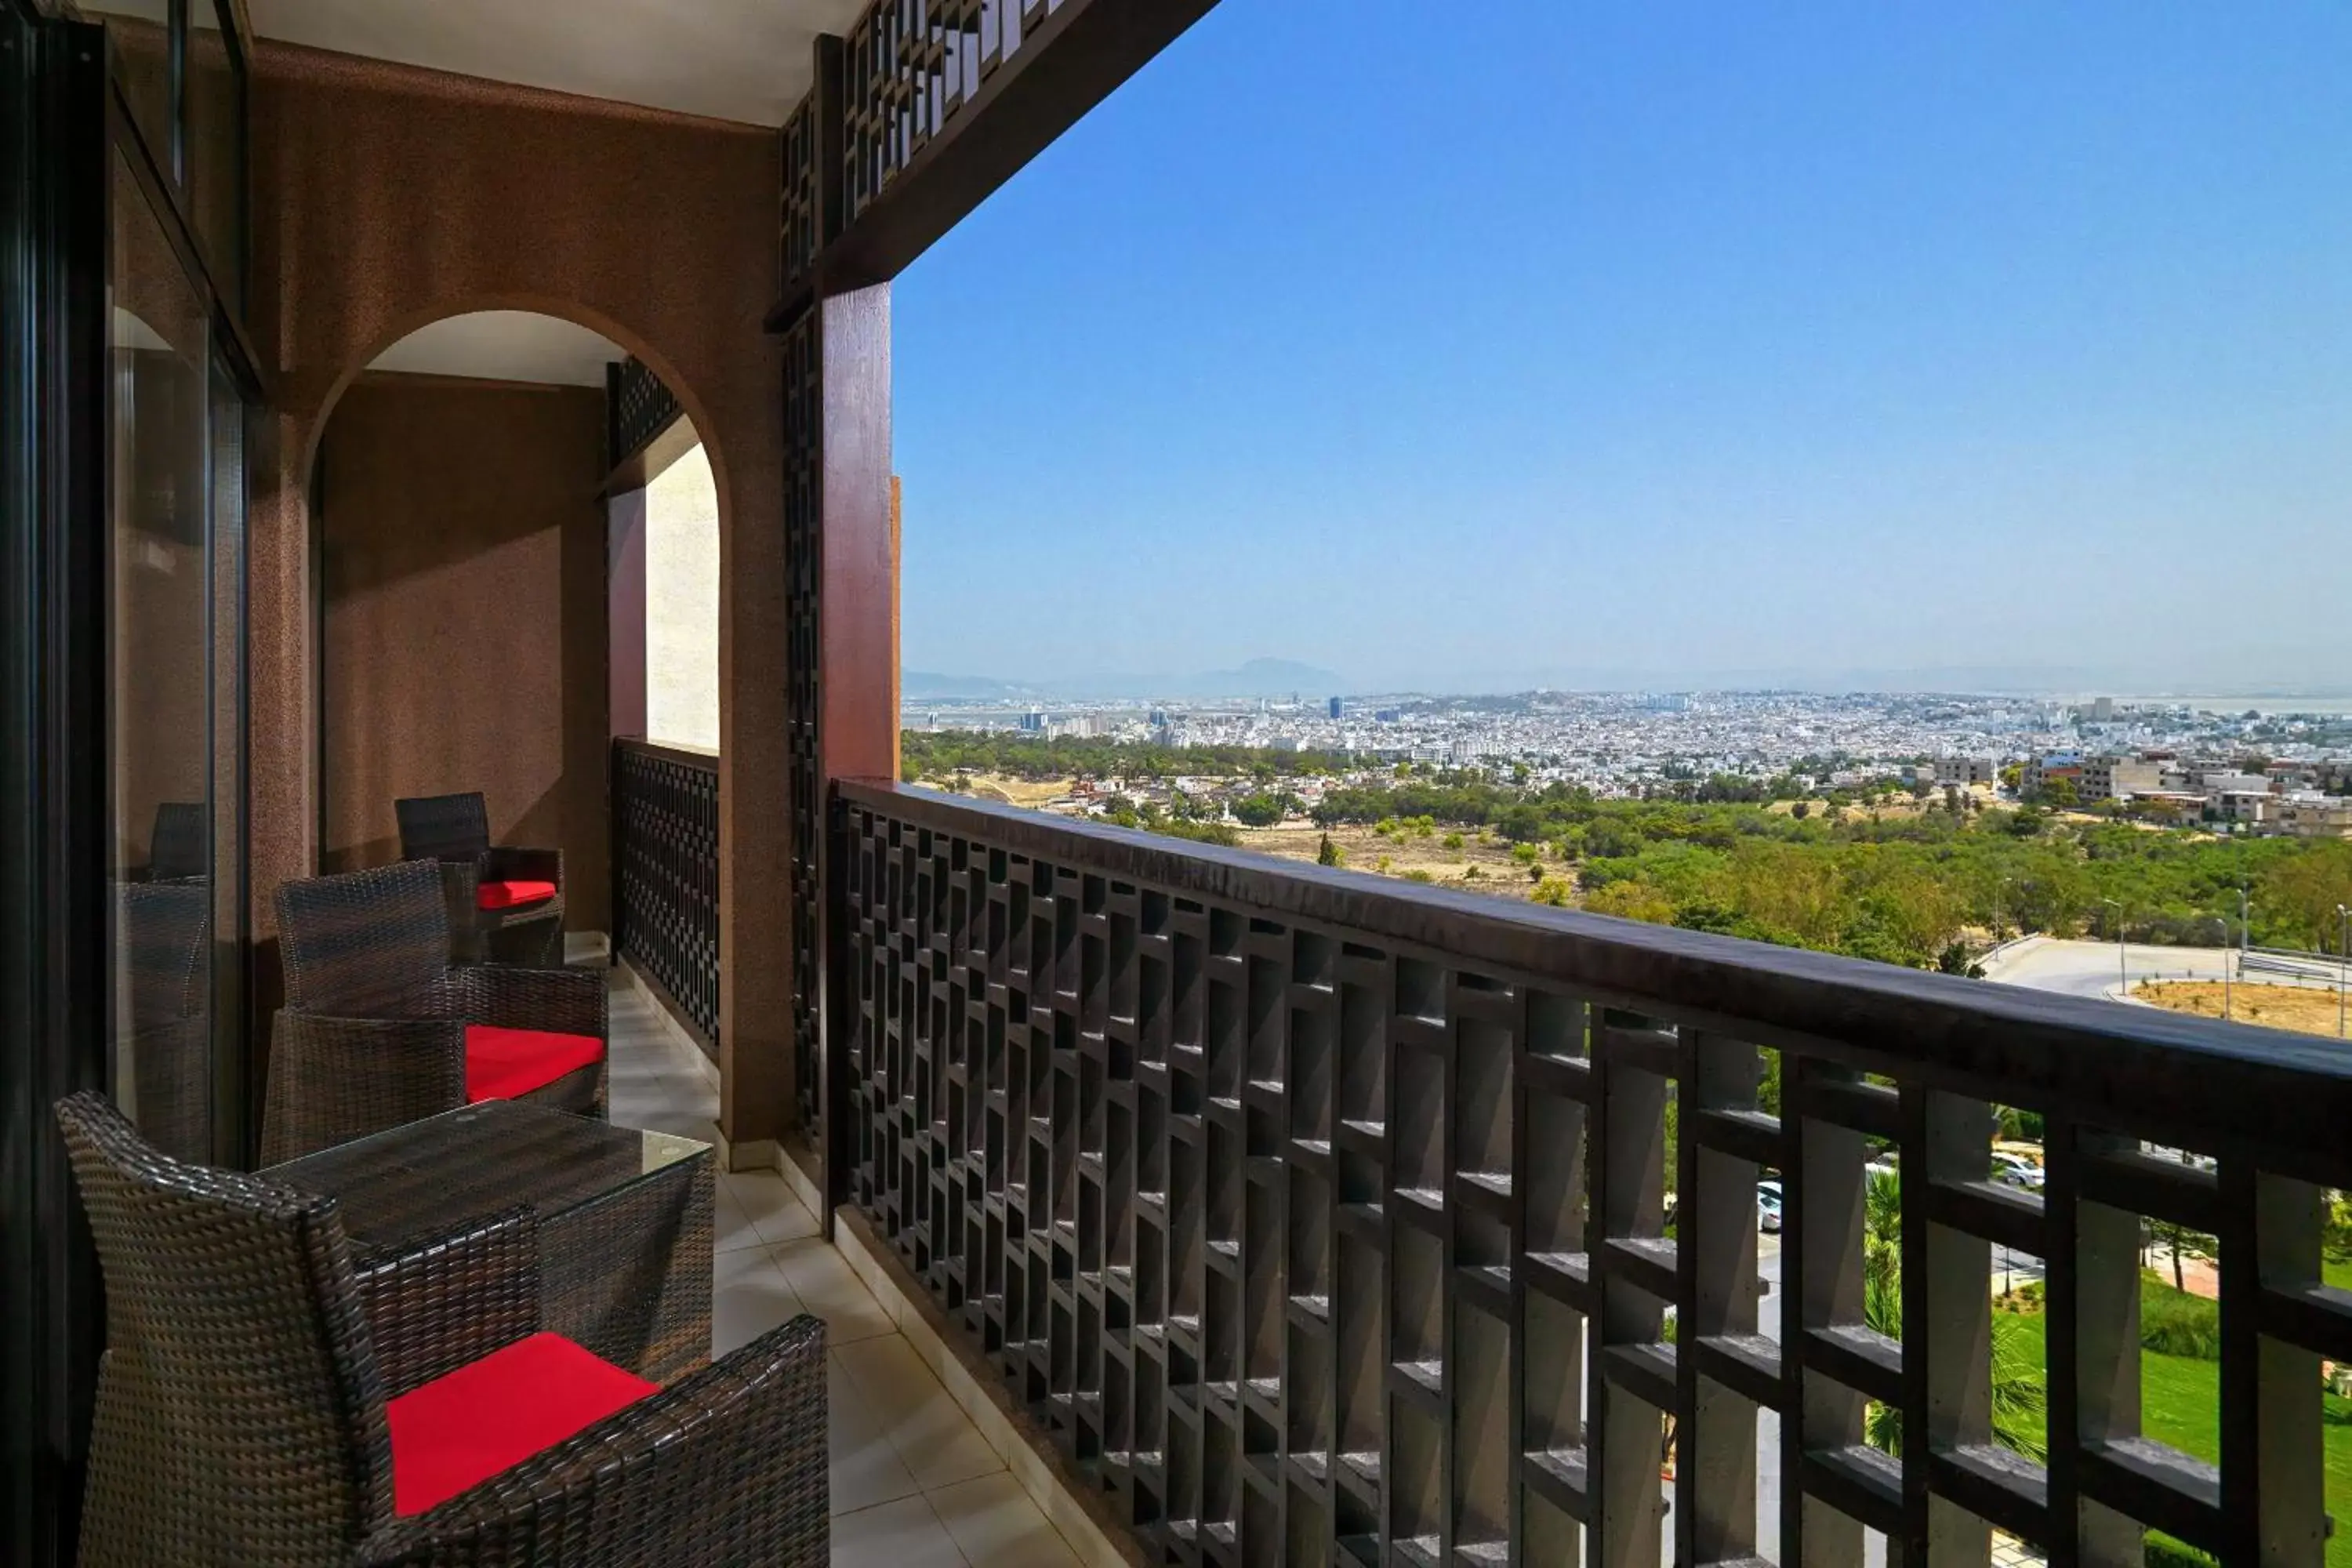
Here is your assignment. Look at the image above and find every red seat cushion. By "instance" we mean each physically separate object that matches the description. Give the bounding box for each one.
[477,878,557,910]
[465,1024,604,1102]
[387,1331,657,1515]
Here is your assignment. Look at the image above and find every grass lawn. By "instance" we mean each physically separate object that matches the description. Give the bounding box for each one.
[2005,1280,2352,1566]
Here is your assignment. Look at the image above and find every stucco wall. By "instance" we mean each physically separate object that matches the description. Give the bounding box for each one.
[645,442,721,753]
[317,373,610,932]
[246,43,793,1144]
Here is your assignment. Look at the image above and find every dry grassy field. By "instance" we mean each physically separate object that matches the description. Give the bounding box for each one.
[2135,980,2348,1038]
[1239,823,1566,902]
[957,773,1074,808]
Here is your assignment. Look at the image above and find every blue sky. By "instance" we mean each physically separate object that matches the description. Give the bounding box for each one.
[895,2,2352,694]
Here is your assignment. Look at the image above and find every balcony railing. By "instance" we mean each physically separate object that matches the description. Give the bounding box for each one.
[612,739,720,1050]
[832,778,2352,1566]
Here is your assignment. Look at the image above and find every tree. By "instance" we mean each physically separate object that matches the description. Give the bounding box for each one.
[1791,800,1811,820]
[1316,833,1344,868]
[1862,1168,2045,1462]
[1230,792,1292,828]
[1585,881,1675,924]
[2260,840,2352,953]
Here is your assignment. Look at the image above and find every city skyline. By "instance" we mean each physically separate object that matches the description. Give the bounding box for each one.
[895,2,2352,695]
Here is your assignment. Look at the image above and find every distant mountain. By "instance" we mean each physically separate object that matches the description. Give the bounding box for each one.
[902,670,1042,701]
[1179,657,1345,699]
[903,657,1348,704]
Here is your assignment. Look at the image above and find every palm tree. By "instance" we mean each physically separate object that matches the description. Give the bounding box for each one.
[1859,1167,2047,1461]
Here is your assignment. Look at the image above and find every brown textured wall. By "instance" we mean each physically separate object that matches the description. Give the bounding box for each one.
[318,374,609,931]
[246,44,793,1145]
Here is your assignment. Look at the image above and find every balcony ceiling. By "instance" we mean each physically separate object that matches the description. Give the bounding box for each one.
[366,311,626,388]
[245,0,872,126]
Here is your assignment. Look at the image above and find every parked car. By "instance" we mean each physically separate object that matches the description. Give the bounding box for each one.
[1991,1149,2045,1189]
[1757,1179,1783,1233]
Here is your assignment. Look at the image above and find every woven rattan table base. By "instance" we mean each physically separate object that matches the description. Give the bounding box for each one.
[271,1101,713,1382]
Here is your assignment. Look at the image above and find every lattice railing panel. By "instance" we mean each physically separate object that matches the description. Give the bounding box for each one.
[836,780,2352,1566]
[612,741,720,1047]
[783,311,823,1135]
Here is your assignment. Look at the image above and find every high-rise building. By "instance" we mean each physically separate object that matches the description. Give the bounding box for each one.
[1327,695,1343,720]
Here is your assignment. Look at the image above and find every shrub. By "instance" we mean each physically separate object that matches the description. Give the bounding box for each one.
[1530,876,1573,907]
[1404,869,1434,884]
[2140,1276,2221,1362]
[2144,1535,2219,1568]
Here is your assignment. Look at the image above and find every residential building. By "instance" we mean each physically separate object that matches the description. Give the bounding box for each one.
[2269,795,2352,838]
[2212,788,2275,825]
[2022,752,2085,798]
[2080,754,2165,802]
[1934,755,1997,786]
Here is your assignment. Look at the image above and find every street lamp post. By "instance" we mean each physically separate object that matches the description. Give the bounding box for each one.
[2339,904,2348,1040]
[2227,887,2249,1022]
[2103,898,2126,999]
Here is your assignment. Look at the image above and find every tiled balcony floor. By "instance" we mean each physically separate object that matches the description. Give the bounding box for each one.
[604,965,1092,1567]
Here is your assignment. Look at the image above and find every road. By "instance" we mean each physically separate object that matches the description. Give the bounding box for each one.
[1978,935,2238,1002]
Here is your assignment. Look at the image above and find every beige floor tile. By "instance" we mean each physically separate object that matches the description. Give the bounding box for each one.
[658,1067,717,1116]
[711,1243,804,1358]
[836,1334,1003,1491]
[829,1352,925,1516]
[925,1471,1085,1568]
[725,1169,819,1246]
[634,1103,716,1142]
[829,1494,969,1568]
[710,1174,766,1254]
[604,1093,673,1134]
[771,1236,896,1344]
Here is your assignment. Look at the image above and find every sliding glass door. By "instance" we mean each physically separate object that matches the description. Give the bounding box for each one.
[1,5,255,1560]
[107,144,220,1161]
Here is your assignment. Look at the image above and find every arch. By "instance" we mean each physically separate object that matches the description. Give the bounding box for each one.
[248,40,794,1152]
[300,296,734,550]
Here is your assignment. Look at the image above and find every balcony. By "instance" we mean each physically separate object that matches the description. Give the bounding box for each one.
[598,745,2352,1564]
[13,1,2351,1563]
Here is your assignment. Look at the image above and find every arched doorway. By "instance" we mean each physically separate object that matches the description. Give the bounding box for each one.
[307,308,712,956]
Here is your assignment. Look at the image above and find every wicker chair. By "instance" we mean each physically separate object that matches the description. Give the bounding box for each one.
[115,879,212,1163]
[145,800,208,882]
[395,791,564,966]
[56,1091,829,1568]
[262,859,608,1164]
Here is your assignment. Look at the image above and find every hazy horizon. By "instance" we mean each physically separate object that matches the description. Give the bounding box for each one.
[902,657,2352,709]
[895,3,2352,696]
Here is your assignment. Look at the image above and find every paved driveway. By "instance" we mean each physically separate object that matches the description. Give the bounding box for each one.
[1980,935,2237,1002]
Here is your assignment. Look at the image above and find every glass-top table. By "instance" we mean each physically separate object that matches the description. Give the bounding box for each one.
[268,1099,714,1382]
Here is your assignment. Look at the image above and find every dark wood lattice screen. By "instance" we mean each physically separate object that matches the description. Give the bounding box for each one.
[612,740,720,1048]
[841,0,1065,227]
[837,780,2352,1566]
[607,355,682,470]
[783,311,824,1136]
[780,93,821,285]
